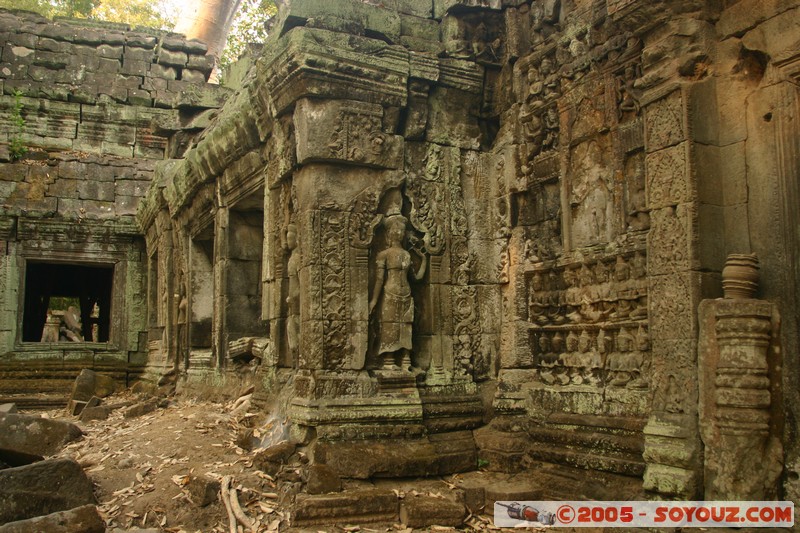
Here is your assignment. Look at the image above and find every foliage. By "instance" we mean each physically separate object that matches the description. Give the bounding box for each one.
[9,90,27,161]
[219,0,276,70]
[91,0,174,29]
[0,0,96,18]
[0,0,172,27]
[49,296,80,312]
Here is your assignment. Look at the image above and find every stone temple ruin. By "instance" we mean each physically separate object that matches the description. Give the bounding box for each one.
[1,0,800,507]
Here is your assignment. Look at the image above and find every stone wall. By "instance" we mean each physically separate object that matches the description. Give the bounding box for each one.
[126,0,800,503]
[0,8,230,408]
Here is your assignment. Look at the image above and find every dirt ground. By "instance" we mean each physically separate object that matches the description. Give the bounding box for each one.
[47,391,504,533]
[50,392,281,532]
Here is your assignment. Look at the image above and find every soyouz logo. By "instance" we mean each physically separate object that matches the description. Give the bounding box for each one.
[493,501,794,528]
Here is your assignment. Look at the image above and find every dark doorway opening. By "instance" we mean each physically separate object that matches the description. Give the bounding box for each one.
[22,262,114,343]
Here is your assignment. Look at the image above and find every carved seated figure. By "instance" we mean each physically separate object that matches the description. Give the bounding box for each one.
[542,105,560,151]
[608,327,636,387]
[562,330,581,385]
[546,291,566,325]
[529,272,550,325]
[547,332,568,385]
[627,185,650,231]
[520,101,545,162]
[627,326,650,389]
[574,329,599,385]
[471,22,501,62]
[629,295,648,319]
[60,306,84,342]
[617,64,642,119]
[592,328,612,385]
[537,332,558,385]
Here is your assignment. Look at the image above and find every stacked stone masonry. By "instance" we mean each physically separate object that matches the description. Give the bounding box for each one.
[0,8,229,409]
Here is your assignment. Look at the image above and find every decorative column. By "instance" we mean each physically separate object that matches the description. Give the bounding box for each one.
[697,255,783,499]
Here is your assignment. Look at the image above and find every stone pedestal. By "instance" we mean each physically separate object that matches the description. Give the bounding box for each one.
[698,298,783,499]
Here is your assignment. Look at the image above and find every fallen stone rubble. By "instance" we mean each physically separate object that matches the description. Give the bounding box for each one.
[0,370,565,531]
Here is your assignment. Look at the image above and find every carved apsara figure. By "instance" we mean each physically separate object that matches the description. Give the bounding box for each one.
[286,224,300,363]
[369,214,427,370]
[618,64,642,119]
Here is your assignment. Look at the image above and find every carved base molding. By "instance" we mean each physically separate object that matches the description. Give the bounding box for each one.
[476,413,646,478]
[642,413,701,498]
[312,430,477,479]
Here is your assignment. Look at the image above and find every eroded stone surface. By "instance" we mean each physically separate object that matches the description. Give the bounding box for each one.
[0,504,104,533]
[0,413,82,458]
[0,458,96,523]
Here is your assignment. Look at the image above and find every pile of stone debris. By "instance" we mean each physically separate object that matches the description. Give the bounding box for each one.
[0,371,510,532]
[0,368,176,533]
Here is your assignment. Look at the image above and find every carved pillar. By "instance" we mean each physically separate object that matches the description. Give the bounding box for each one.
[212,204,229,367]
[154,210,174,369]
[640,85,703,498]
[698,297,782,499]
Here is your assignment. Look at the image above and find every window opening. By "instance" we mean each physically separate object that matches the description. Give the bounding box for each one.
[23,262,114,343]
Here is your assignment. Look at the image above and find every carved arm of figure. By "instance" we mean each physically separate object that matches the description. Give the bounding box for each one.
[369,255,386,315]
[412,248,427,281]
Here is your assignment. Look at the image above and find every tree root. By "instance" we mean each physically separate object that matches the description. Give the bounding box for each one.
[221,475,256,533]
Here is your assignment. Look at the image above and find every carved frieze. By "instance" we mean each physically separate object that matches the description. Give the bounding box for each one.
[624,151,649,231]
[646,142,691,209]
[348,189,382,249]
[265,115,296,189]
[525,252,650,392]
[442,11,505,65]
[319,210,351,369]
[645,90,685,152]
[568,140,616,248]
[648,273,695,341]
[294,99,403,169]
[452,284,481,380]
[649,338,696,413]
[648,205,691,275]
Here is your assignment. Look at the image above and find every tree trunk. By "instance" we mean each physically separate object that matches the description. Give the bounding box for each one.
[174,0,242,60]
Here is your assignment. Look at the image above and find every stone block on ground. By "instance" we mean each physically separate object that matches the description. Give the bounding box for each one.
[68,400,88,416]
[0,458,96,523]
[68,369,117,404]
[483,478,541,508]
[123,398,159,419]
[187,475,220,507]
[453,471,512,514]
[0,412,82,458]
[79,405,112,422]
[0,403,17,414]
[254,440,296,464]
[306,464,342,494]
[69,396,101,417]
[291,489,399,526]
[235,427,260,451]
[400,495,466,528]
[0,504,104,533]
